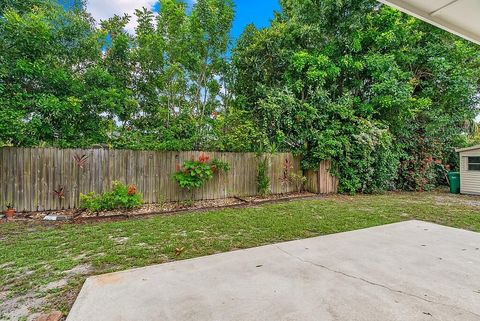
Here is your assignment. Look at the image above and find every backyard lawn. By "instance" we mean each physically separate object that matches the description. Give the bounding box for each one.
[1,190,480,320]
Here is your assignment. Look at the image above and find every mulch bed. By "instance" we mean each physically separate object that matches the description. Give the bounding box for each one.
[8,192,319,224]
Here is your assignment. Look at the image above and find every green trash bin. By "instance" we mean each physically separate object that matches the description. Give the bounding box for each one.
[448,172,460,194]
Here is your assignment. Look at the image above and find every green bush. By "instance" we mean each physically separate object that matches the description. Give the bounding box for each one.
[80,181,143,212]
[173,154,230,191]
[335,120,399,194]
[173,160,215,190]
[289,172,307,193]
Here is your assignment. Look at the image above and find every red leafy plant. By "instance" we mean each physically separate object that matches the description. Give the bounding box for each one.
[127,184,137,196]
[73,154,88,169]
[280,158,294,193]
[198,153,210,163]
[54,186,66,199]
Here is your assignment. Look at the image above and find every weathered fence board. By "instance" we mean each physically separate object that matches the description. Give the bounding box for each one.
[305,160,339,194]
[0,148,337,212]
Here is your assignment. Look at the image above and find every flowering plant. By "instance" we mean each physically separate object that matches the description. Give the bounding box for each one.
[173,154,230,191]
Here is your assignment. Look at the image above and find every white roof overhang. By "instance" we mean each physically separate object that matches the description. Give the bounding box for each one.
[378,0,480,45]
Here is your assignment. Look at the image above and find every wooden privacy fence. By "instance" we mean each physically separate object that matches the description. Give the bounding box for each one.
[0,148,337,212]
[305,160,339,194]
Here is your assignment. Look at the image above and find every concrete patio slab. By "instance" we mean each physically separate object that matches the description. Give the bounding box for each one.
[67,220,480,321]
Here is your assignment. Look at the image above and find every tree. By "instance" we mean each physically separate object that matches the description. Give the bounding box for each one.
[0,1,115,147]
[232,0,480,193]
[109,0,235,151]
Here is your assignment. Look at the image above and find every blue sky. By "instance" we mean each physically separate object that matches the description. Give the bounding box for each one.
[229,0,280,39]
[76,0,280,38]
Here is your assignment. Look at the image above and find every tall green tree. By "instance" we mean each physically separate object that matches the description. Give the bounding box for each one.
[112,0,236,151]
[232,0,480,193]
[0,1,117,147]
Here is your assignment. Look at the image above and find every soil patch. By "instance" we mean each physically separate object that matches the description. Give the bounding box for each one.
[13,192,317,223]
[435,194,480,207]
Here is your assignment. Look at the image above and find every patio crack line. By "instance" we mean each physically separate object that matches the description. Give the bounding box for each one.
[275,246,480,319]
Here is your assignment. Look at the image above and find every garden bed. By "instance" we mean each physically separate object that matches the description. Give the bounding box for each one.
[11,192,317,223]
[243,192,314,203]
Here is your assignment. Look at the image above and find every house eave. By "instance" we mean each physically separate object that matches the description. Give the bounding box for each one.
[378,0,480,45]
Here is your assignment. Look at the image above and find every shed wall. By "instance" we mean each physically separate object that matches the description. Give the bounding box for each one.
[459,149,480,195]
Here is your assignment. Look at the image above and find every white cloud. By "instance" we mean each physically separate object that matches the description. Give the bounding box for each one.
[86,0,159,33]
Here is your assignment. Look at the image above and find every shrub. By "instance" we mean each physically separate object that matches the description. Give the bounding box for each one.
[257,155,270,196]
[173,154,230,191]
[334,120,399,194]
[289,172,307,193]
[80,181,143,212]
[173,160,214,190]
[280,158,294,193]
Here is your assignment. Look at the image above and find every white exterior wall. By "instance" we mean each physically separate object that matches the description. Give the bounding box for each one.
[459,149,480,195]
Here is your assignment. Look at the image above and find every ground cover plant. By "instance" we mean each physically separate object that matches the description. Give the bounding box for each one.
[2,191,480,319]
[80,182,143,212]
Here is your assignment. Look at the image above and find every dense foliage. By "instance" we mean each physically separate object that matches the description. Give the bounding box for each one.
[1,0,479,193]
[232,0,480,193]
[173,153,230,191]
[80,182,143,211]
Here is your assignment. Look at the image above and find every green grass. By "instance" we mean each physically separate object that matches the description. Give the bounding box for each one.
[1,191,480,318]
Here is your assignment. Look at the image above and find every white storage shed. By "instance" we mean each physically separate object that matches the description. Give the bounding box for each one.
[456,145,480,195]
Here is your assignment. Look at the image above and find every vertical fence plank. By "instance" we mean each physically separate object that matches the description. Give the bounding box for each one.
[160,151,168,202]
[31,148,38,211]
[169,151,177,202]
[0,148,4,211]
[304,160,338,195]
[5,148,12,210]
[157,151,164,203]
[15,148,23,211]
[72,149,80,209]
[0,148,6,210]
[37,148,44,211]
[146,151,151,203]
[56,148,64,210]
[101,149,108,194]
[23,148,31,211]
[63,149,70,210]
[8,148,15,210]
